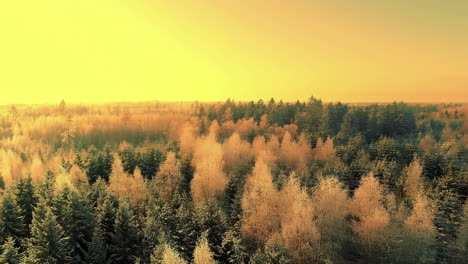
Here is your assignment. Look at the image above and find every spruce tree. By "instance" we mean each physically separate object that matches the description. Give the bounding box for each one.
[108,202,141,264]
[24,199,71,264]
[95,194,117,249]
[14,177,37,234]
[62,191,95,263]
[0,191,25,243]
[85,235,106,264]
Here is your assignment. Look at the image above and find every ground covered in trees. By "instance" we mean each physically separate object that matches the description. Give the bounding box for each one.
[0,98,467,264]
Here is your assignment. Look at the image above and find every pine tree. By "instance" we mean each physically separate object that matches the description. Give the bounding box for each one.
[108,202,141,264]
[24,199,71,263]
[0,191,25,243]
[0,237,21,264]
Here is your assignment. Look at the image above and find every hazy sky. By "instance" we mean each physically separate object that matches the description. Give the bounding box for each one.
[0,0,467,103]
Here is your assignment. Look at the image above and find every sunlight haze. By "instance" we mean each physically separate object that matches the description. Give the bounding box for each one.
[0,0,467,103]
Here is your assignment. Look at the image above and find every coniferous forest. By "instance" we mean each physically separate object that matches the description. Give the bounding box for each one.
[0,98,467,264]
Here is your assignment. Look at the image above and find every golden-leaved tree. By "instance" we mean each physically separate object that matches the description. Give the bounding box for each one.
[241,156,280,245]
[351,173,390,253]
[280,175,320,263]
[222,132,252,173]
[404,157,424,200]
[312,177,350,260]
[193,232,216,264]
[280,132,311,173]
[109,154,145,203]
[69,164,88,187]
[154,151,181,202]
[159,245,187,264]
[313,137,337,161]
[191,130,227,205]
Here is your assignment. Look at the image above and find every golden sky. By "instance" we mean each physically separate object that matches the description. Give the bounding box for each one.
[0,0,467,103]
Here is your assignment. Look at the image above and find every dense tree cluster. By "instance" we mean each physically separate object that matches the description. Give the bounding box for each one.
[0,99,466,263]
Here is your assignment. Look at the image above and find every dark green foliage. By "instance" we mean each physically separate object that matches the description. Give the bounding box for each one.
[95,194,118,249]
[423,151,448,180]
[82,146,113,183]
[108,202,141,264]
[136,146,165,179]
[24,199,72,264]
[62,192,95,263]
[85,235,106,264]
[171,200,198,261]
[196,202,228,261]
[219,229,248,264]
[179,154,194,195]
[0,191,25,243]
[118,144,138,174]
[14,177,37,235]
[250,237,292,264]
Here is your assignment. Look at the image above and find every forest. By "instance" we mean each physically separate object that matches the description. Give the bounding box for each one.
[0,98,466,264]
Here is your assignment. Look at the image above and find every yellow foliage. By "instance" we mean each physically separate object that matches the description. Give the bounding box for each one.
[312,177,350,257]
[30,153,46,185]
[179,122,197,156]
[191,133,227,205]
[54,171,76,193]
[154,152,181,202]
[404,157,424,200]
[280,176,320,263]
[108,155,145,203]
[351,173,390,249]
[241,156,280,245]
[404,196,435,235]
[194,233,216,264]
[0,148,24,186]
[313,137,337,161]
[69,164,88,187]
[280,132,311,173]
[161,245,187,264]
[222,132,253,173]
[419,134,436,153]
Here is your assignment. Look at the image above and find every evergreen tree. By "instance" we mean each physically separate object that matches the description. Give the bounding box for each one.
[172,199,198,261]
[0,237,21,264]
[179,154,194,195]
[62,191,95,263]
[24,199,71,264]
[14,177,37,234]
[0,191,25,243]
[250,235,292,264]
[95,194,117,248]
[108,202,141,264]
[85,235,106,264]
